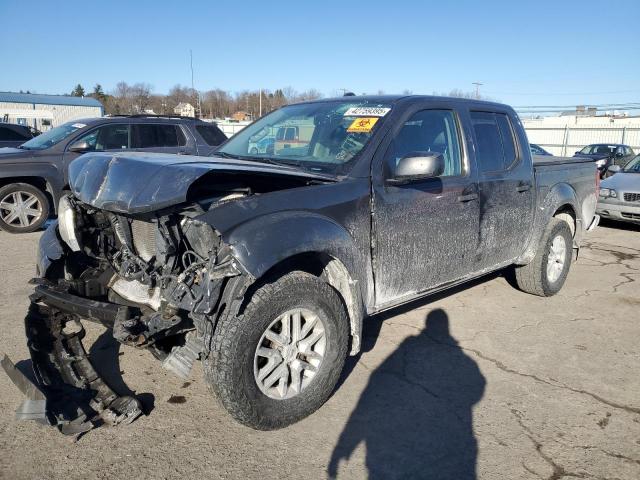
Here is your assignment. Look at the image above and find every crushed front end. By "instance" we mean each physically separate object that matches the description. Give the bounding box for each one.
[4,194,248,435]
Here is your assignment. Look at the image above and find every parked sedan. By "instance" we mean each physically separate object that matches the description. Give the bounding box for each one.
[574,144,635,178]
[596,155,640,224]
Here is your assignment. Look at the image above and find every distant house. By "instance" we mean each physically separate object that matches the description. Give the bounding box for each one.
[174,102,195,117]
[0,91,103,131]
[232,111,252,122]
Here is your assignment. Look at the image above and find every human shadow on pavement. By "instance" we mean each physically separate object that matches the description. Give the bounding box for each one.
[329,308,486,479]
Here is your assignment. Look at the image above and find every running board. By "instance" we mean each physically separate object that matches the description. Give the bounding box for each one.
[2,303,142,436]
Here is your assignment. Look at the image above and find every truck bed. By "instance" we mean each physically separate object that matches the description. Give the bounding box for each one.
[533,154,596,167]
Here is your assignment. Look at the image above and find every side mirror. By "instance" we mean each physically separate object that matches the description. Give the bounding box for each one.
[607,165,621,174]
[389,152,445,183]
[574,151,581,155]
[68,140,90,152]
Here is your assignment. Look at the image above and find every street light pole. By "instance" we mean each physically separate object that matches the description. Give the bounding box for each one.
[472,82,483,99]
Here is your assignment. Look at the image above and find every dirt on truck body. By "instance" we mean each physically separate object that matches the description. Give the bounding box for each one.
[3,95,600,434]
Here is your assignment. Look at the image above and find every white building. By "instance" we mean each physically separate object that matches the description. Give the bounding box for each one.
[0,92,103,131]
[522,114,640,156]
[174,102,195,117]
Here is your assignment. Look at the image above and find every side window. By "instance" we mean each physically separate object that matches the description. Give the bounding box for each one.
[195,125,226,146]
[470,111,518,173]
[78,124,130,151]
[496,114,517,167]
[132,124,180,148]
[156,124,179,147]
[176,126,187,146]
[284,127,297,141]
[389,109,462,177]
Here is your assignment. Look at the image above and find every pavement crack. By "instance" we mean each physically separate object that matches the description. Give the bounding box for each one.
[511,409,586,480]
[421,332,640,416]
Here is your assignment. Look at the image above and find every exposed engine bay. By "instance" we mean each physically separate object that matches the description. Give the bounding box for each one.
[58,192,249,362]
[6,190,256,434]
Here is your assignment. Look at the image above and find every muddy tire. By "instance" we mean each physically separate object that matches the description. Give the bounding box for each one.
[515,218,573,297]
[204,271,349,430]
[0,183,50,233]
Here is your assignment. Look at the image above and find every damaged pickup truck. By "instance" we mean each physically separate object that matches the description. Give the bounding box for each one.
[4,95,600,433]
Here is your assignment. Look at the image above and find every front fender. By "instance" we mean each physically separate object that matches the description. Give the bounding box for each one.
[215,211,370,355]
[517,182,580,264]
[223,211,364,279]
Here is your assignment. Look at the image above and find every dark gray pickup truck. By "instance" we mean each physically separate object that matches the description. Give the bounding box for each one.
[4,95,599,434]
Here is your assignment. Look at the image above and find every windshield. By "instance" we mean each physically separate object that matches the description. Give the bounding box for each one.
[20,121,87,150]
[217,101,392,173]
[623,155,640,173]
[580,144,615,155]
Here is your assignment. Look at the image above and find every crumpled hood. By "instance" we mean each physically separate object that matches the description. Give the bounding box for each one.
[601,172,640,192]
[69,152,334,214]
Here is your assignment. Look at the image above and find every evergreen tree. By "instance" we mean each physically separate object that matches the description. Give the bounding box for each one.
[71,84,85,97]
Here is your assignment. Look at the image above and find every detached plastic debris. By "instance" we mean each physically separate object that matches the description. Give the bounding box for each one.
[2,302,142,435]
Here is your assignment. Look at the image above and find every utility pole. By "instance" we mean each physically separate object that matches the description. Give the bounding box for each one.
[190,49,202,117]
[259,88,262,117]
[472,82,483,99]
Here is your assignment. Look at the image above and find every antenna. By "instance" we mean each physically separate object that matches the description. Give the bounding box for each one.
[472,82,483,99]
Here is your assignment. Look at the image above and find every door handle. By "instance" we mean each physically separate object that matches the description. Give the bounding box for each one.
[457,193,479,202]
[516,183,532,192]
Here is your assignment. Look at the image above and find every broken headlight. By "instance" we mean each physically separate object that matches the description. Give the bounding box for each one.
[58,195,81,251]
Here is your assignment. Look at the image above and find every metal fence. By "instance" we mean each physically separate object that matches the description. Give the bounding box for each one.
[524,125,640,156]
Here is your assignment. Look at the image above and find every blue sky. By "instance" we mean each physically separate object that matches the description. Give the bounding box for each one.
[1,0,639,109]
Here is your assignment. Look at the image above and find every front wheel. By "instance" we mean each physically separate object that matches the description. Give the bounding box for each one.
[204,271,349,430]
[515,218,573,296]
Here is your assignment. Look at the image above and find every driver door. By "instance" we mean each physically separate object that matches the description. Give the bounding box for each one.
[63,124,131,173]
[372,107,480,308]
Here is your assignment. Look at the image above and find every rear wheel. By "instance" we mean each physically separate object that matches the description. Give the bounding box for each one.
[204,271,349,430]
[515,218,573,296]
[0,183,50,233]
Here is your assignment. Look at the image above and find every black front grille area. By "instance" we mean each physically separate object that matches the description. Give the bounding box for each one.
[621,212,640,220]
[623,192,640,202]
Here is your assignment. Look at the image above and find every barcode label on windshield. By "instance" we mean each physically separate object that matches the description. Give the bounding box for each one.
[344,107,391,117]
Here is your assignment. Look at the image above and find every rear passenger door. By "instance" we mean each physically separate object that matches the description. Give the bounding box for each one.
[131,124,189,154]
[470,111,534,269]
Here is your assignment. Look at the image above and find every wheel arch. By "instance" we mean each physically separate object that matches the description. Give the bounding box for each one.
[0,168,63,213]
[222,213,370,355]
[516,182,581,265]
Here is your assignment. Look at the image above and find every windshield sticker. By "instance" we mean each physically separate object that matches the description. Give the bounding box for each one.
[71,123,86,129]
[347,117,379,133]
[344,107,390,117]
